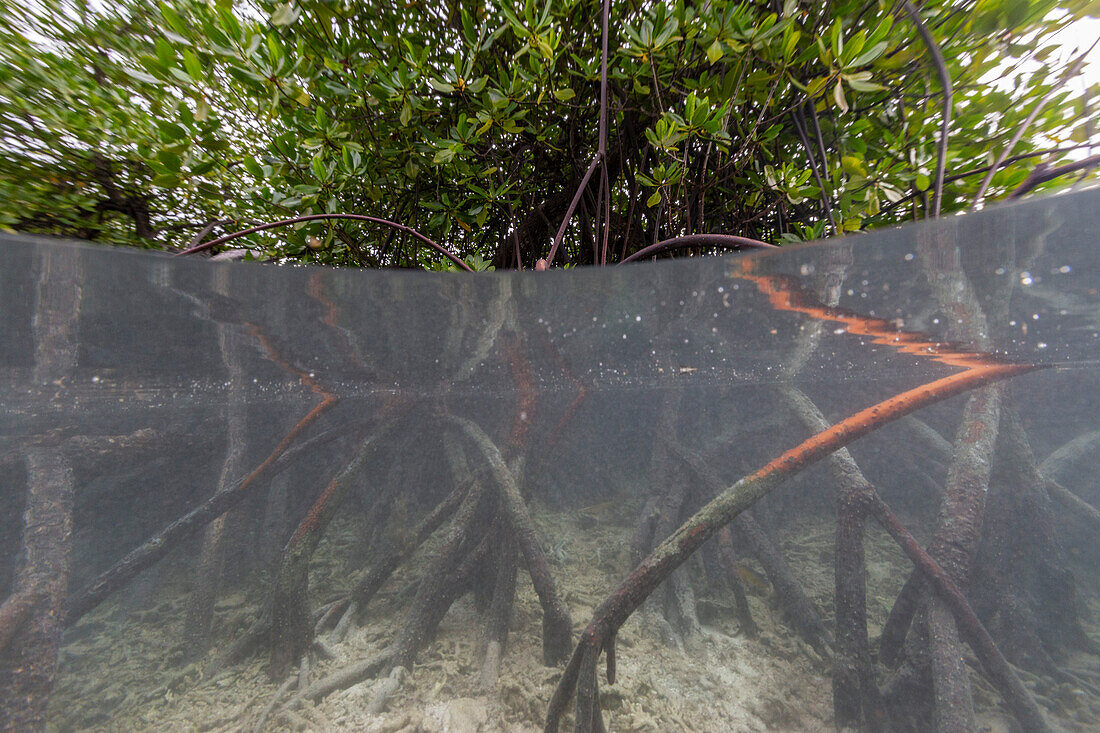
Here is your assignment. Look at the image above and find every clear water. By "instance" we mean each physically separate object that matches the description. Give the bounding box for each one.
[1,192,1098,731]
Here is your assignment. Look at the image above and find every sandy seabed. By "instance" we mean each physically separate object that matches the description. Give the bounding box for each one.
[47,509,1099,732]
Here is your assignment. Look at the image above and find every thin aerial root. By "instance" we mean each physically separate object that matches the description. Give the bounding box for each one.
[544,644,586,733]
[867,494,1054,733]
[311,639,336,661]
[207,611,272,679]
[297,655,310,692]
[270,430,387,679]
[479,527,517,689]
[479,640,503,691]
[312,598,345,637]
[670,440,827,650]
[252,675,296,733]
[281,519,494,713]
[879,573,924,667]
[545,358,1035,731]
[735,509,830,652]
[629,496,659,566]
[367,666,408,714]
[282,648,396,710]
[66,399,340,626]
[330,601,357,644]
[348,476,472,611]
[775,384,882,726]
[450,416,573,664]
[1038,430,1100,482]
[718,527,758,638]
[1044,479,1100,529]
[275,708,311,730]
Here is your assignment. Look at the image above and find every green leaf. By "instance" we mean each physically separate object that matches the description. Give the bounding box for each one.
[428,79,455,93]
[191,160,217,176]
[125,67,163,86]
[783,30,801,61]
[311,156,327,180]
[646,190,662,207]
[157,150,181,172]
[706,39,723,64]
[804,76,829,98]
[841,156,865,176]
[158,121,187,140]
[433,148,456,165]
[182,50,203,81]
[915,173,931,191]
[243,157,264,178]
[832,80,848,112]
[848,42,887,69]
[846,76,885,92]
[553,88,575,101]
[158,3,190,37]
[155,37,175,67]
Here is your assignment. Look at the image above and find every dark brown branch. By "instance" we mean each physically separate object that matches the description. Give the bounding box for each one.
[177,214,472,271]
[619,234,777,263]
[879,145,1096,217]
[972,42,1098,208]
[184,219,236,250]
[790,105,837,235]
[1008,153,1100,199]
[903,0,952,217]
[543,0,611,268]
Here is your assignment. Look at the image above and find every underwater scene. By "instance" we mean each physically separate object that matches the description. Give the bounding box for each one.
[1,191,1099,732]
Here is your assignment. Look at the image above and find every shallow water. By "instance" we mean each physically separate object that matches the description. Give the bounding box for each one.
[1,192,1099,731]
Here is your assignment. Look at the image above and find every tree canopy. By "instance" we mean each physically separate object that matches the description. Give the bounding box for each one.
[1,0,1098,268]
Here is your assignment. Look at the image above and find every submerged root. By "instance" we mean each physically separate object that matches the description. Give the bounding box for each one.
[450,416,573,664]
[277,527,494,714]
[545,358,1034,732]
[366,665,407,714]
[670,440,829,652]
[716,527,758,638]
[0,590,40,656]
[252,674,296,733]
[479,526,517,689]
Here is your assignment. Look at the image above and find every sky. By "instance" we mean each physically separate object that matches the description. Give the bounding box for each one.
[1042,15,1100,93]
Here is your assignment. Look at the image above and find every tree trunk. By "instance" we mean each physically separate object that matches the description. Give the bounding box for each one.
[0,249,83,731]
